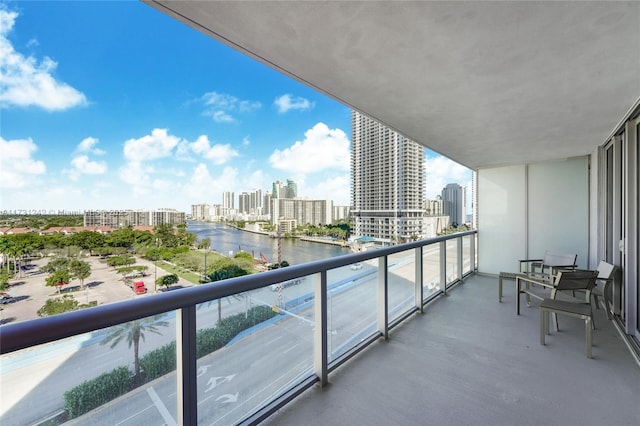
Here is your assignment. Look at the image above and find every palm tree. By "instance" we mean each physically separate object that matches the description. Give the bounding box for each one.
[101,314,169,385]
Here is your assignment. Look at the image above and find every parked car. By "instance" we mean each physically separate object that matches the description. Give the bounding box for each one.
[350,263,363,270]
[1,293,15,304]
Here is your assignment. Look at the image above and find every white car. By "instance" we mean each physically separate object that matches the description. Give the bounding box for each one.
[350,263,363,270]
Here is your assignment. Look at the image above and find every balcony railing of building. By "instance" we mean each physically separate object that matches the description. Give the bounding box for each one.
[0,230,476,426]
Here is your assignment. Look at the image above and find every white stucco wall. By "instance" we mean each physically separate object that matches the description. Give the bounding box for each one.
[477,157,590,274]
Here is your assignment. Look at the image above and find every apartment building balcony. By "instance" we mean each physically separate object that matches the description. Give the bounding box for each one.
[265,273,640,426]
[1,234,638,425]
[2,1,639,424]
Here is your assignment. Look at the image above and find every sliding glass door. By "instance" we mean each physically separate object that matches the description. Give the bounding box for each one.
[602,113,639,340]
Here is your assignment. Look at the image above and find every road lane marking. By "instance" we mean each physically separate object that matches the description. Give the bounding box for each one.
[147,386,177,426]
[282,343,298,354]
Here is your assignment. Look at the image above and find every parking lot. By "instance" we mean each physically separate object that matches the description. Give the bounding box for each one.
[0,256,192,325]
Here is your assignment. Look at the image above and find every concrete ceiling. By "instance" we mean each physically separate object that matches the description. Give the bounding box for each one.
[144,1,640,170]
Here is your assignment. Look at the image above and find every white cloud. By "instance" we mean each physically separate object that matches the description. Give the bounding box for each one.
[65,155,107,181]
[0,9,87,111]
[212,111,234,123]
[77,137,106,155]
[274,94,314,113]
[123,128,181,162]
[424,155,472,199]
[118,161,155,196]
[238,100,261,112]
[190,135,239,165]
[269,122,350,173]
[183,164,240,202]
[0,137,46,189]
[304,174,351,205]
[200,91,261,123]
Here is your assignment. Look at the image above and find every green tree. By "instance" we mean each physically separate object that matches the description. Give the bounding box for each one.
[0,271,10,291]
[37,295,79,316]
[234,251,253,261]
[197,238,211,250]
[41,257,70,274]
[46,269,71,293]
[101,315,169,384]
[107,227,136,248]
[107,254,136,269]
[69,259,92,289]
[156,273,178,290]
[71,231,106,256]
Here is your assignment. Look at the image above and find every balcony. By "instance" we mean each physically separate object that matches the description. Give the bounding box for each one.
[2,231,639,425]
[265,273,640,426]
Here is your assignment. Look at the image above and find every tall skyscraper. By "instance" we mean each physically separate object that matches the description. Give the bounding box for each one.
[263,191,272,216]
[286,179,297,198]
[222,191,235,210]
[441,183,466,227]
[273,179,296,199]
[272,180,287,199]
[351,111,425,243]
[238,192,250,214]
[249,188,262,214]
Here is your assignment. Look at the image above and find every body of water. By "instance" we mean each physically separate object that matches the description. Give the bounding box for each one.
[187,221,349,265]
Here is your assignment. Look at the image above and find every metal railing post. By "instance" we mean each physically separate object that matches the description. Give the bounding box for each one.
[415,246,423,313]
[177,305,197,425]
[314,272,328,386]
[470,233,476,273]
[440,241,447,295]
[378,255,389,339]
[457,236,464,283]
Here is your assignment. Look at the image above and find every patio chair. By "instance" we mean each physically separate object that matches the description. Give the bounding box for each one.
[584,261,617,320]
[520,250,577,279]
[498,250,577,302]
[539,269,599,358]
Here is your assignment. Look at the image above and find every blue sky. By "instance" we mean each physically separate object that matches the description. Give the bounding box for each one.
[0,1,471,214]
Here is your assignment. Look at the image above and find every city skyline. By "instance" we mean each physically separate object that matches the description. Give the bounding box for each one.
[0,1,471,213]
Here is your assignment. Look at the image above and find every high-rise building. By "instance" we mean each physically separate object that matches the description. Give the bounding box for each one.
[425,196,444,216]
[272,179,296,199]
[351,111,425,243]
[272,180,287,199]
[191,204,210,220]
[333,205,351,221]
[238,192,250,214]
[222,191,234,210]
[441,183,466,227]
[286,179,297,198]
[249,188,262,215]
[263,191,272,216]
[84,209,185,228]
[271,198,333,227]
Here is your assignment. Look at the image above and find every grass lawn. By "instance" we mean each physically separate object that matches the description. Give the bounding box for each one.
[157,261,201,284]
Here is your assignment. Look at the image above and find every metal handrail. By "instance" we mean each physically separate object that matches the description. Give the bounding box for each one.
[0,230,476,355]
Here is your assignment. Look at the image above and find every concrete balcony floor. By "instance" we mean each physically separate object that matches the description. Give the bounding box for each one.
[263,275,640,426]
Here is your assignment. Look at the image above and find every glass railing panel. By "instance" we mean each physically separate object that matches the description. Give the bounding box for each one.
[327,261,378,363]
[462,235,472,274]
[0,313,178,426]
[422,242,442,299]
[196,281,314,425]
[446,239,459,284]
[387,249,416,323]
